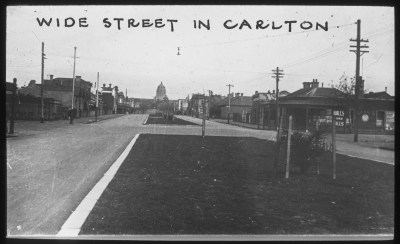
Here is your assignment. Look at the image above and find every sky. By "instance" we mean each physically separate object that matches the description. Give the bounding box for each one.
[6,5,395,100]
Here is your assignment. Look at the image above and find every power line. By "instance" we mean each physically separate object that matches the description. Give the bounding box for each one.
[280,27,393,70]
[180,22,356,48]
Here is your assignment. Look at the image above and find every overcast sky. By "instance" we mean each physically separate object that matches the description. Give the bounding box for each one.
[6,5,394,99]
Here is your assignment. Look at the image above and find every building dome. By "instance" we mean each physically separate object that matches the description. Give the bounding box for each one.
[155,82,167,101]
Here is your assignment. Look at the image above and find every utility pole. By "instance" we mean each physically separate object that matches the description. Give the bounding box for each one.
[40,42,45,123]
[350,19,369,142]
[71,47,77,109]
[78,78,82,118]
[207,90,212,120]
[70,47,77,124]
[9,78,17,134]
[202,94,206,138]
[271,67,284,130]
[226,84,234,124]
[95,72,99,122]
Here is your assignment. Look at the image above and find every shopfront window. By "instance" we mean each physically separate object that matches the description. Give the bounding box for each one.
[376,111,385,127]
[385,111,395,131]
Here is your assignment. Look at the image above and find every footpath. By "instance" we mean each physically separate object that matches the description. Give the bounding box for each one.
[209,118,395,165]
[6,114,125,138]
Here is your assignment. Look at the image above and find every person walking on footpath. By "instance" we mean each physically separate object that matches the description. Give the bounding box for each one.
[68,107,73,124]
[68,107,77,124]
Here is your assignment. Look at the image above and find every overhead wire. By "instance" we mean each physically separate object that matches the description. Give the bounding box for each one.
[180,22,356,48]
[12,22,393,85]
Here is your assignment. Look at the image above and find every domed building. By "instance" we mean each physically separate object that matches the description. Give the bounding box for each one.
[155,82,167,101]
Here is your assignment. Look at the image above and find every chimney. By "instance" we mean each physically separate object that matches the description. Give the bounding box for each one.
[255,91,258,94]
[109,84,112,88]
[385,87,387,93]
[29,80,36,86]
[303,82,311,89]
[241,93,243,96]
[103,84,106,88]
[322,82,324,88]
[49,74,54,80]
[273,90,275,94]
[235,92,240,97]
[267,90,270,94]
[76,76,81,81]
[311,79,319,88]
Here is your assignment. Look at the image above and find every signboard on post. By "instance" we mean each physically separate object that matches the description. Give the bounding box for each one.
[333,110,345,127]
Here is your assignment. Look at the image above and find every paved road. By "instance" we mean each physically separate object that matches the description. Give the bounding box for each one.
[6,114,394,236]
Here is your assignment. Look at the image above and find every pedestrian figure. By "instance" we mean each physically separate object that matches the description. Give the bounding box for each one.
[68,107,77,124]
[68,108,73,124]
[73,108,77,119]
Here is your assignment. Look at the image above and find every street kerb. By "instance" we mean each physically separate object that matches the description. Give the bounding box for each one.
[143,115,149,125]
[56,133,141,237]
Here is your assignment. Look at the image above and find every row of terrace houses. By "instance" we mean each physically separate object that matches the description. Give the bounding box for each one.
[6,76,135,121]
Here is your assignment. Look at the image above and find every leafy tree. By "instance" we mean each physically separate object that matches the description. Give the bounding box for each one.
[333,73,368,95]
[333,73,355,95]
[278,129,329,174]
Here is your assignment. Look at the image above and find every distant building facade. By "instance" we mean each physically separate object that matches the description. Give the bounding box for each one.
[155,82,167,101]
[189,93,209,118]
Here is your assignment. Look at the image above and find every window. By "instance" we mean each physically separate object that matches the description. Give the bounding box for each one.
[385,111,394,130]
[376,111,385,126]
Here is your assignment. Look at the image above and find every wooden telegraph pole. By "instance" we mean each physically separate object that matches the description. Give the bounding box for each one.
[95,72,99,122]
[285,115,293,179]
[350,19,369,142]
[40,42,45,123]
[9,78,17,134]
[207,90,212,120]
[271,67,284,130]
[70,47,77,124]
[202,94,206,138]
[272,67,284,171]
[332,115,337,180]
[226,84,234,124]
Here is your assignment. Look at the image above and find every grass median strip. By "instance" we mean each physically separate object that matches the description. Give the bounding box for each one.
[145,117,199,125]
[79,134,394,235]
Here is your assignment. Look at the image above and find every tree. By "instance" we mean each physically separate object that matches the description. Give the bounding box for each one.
[331,73,369,134]
[333,73,368,95]
[333,73,355,95]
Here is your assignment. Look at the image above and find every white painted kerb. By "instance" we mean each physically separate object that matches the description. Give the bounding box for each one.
[56,133,141,237]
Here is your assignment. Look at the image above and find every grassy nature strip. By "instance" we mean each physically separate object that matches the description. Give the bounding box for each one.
[80,134,394,235]
[145,117,199,125]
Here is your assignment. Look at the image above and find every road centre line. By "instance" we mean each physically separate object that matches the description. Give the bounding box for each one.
[56,133,141,237]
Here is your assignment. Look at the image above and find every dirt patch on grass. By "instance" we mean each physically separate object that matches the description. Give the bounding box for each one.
[80,134,394,235]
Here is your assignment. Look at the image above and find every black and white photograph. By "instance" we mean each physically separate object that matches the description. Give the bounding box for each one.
[5,5,394,240]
